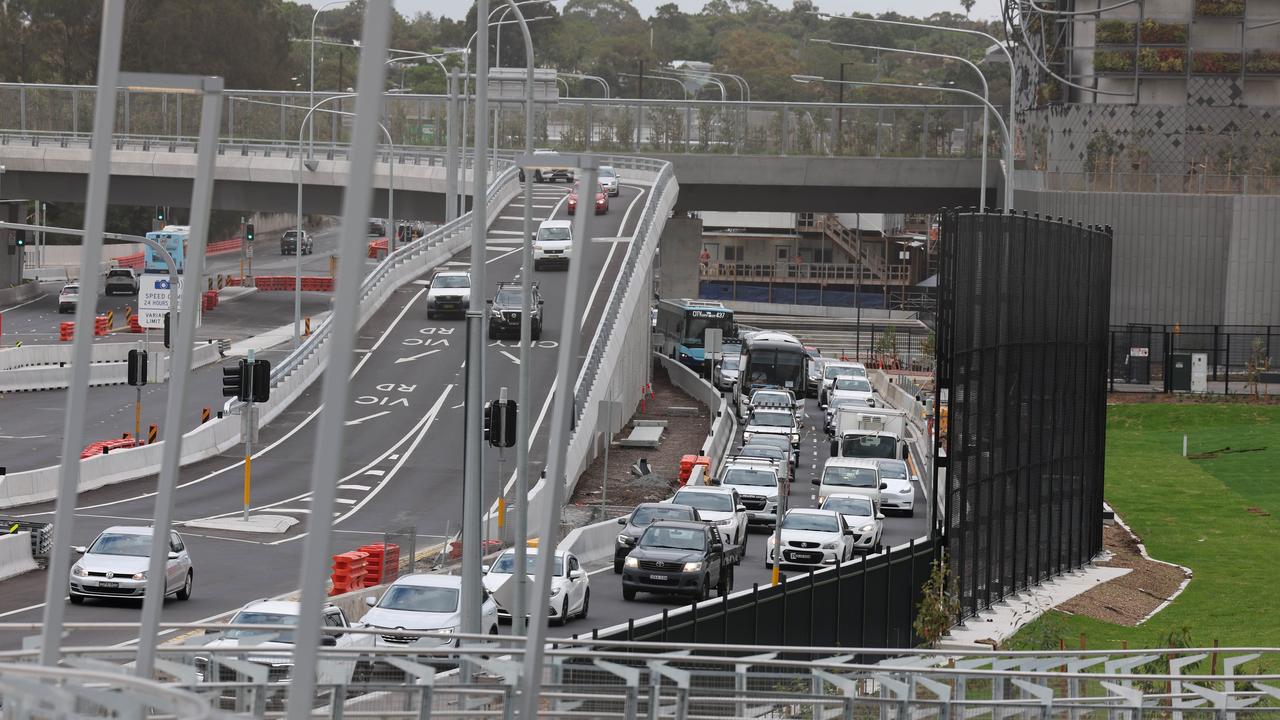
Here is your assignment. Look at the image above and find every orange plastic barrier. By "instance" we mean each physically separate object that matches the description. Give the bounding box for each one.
[358,543,401,585]
[93,315,109,336]
[679,455,712,485]
[128,315,143,333]
[367,239,389,259]
[116,252,144,269]
[60,321,74,341]
[80,438,142,459]
[330,551,369,595]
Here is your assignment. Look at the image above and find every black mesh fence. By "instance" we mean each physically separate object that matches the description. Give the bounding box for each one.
[934,211,1112,619]
[592,538,936,651]
[1109,325,1280,395]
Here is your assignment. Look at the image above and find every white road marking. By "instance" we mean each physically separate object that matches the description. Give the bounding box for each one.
[340,484,372,491]
[395,348,442,364]
[365,469,386,477]
[488,230,524,235]
[335,498,358,505]
[500,350,521,365]
[345,410,391,426]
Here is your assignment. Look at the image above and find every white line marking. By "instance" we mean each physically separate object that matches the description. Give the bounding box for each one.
[340,484,372,491]
[365,469,386,477]
[345,410,391,426]
[488,230,524,235]
[0,294,47,313]
[395,348,442,364]
[335,498,358,505]
[500,350,521,365]
[0,602,48,619]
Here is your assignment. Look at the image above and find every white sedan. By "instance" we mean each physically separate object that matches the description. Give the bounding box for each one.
[360,573,498,648]
[483,549,589,626]
[670,487,748,554]
[820,494,884,553]
[766,509,854,569]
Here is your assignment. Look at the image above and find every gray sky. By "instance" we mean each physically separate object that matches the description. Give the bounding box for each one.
[393,0,1004,22]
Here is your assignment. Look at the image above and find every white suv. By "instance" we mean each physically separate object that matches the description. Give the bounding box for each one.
[360,573,498,648]
[532,219,573,270]
[716,460,782,528]
[669,486,748,555]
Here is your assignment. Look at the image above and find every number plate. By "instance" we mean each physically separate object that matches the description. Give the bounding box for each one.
[98,581,119,588]
[649,574,667,581]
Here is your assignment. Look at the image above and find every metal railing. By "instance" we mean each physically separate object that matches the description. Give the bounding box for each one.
[1,630,1276,719]
[0,81,995,160]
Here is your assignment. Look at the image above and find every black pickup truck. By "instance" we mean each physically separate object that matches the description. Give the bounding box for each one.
[621,520,739,601]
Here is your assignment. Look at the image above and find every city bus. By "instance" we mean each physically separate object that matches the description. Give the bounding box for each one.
[143,225,189,273]
[733,330,808,416]
[654,299,736,369]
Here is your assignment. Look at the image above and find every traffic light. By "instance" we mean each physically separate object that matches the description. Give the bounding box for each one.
[14,230,24,247]
[162,312,172,349]
[127,349,148,387]
[245,223,255,242]
[484,399,518,448]
[221,359,249,400]
[155,206,166,223]
[250,359,270,403]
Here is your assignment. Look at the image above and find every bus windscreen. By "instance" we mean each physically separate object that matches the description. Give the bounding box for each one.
[744,349,805,390]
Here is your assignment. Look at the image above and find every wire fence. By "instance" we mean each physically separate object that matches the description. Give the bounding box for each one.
[1110,324,1280,395]
[935,210,1112,619]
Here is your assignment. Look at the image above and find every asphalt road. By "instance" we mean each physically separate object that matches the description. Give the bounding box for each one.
[544,395,931,639]
[0,181,649,650]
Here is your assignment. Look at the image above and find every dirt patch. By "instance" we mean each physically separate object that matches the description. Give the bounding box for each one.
[565,366,712,527]
[1057,519,1191,626]
[1108,392,1280,405]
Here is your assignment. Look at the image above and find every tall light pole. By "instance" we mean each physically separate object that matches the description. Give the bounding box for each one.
[812,38,996,210]
[309,0,355,158]
[816,13,1019,206]
[792,74,1013,210]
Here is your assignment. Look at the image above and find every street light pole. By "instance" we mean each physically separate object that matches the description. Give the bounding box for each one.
[310,0,354,158]
[812,39,995,210]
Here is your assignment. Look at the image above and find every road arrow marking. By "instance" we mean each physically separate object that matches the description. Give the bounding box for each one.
[345,410,390,426]
[500,350,521,365]
[395,348,442,364]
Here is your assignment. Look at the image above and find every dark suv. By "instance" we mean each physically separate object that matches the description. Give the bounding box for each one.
[487,281,544,340]
[614,503,702,573]
[621,520,737,601]
[280,230,313,255]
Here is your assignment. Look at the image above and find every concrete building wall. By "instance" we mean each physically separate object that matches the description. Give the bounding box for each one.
[658,216,702,300]
[1016,189,1280,327]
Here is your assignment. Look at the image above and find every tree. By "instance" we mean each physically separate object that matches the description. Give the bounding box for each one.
[914,551,960,647]
[960,0,977,15]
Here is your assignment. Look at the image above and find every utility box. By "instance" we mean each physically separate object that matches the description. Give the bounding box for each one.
[1127,345,1150,384]
[1191,352,1208,393]
[1169,353,1192,392]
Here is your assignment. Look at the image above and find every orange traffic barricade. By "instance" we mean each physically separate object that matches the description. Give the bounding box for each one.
[60,321,75,341]
[329,551,369,595]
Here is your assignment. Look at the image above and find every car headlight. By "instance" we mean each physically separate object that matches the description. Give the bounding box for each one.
[679,351,691,359]
[550,586,561,597]
[435,626,456,635]
[533,244,544,252]
[821,541,840,550]
[131,572,147,581]
[859,524,877,534]
[682,561,704,573]
[618,534,634,544]
[71,565,87,577]
[714,518,732,526]
[624,556,639,568]
[901,488,913,495]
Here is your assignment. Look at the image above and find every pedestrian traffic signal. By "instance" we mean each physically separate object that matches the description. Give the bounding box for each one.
[127,349,148,387]
[221,359,249,399]
[245,223,255,242]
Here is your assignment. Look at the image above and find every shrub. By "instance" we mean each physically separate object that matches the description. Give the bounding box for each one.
[1138,47,1186,73]
[1195,0,1245,16]
[1094,49,1135,72]
[1139,19,1188,44]
[1193,51,1242,74]
[1096,19,1135,44]
[1246,50,1280,74]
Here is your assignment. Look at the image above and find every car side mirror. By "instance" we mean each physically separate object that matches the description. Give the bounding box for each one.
[843,529,854,536]
[482,564,491,573]
[538,299,545,305]
[570,570,585,579]
[73,546,87,554]
[365,596,377,608]
[320,635,338,647]
[711,542,724,552]
[880,483,889,490]
[876,513,885,520]
[811,478,820,485]
[735,505,747,513]
[486,299,493,304]
[617,517,627,525]
[829,440,838,455]
[167,552,180,560]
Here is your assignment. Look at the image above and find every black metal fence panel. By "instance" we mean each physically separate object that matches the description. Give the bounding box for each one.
[934,211,1112,619]
[593,539,936,651]
[1109,324,1279,394]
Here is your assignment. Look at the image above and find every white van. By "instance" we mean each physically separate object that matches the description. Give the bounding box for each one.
[533,219,573,270]
[813,456,884,508]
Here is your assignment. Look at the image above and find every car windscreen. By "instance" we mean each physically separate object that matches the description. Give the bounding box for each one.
[750,411,793,428]
[632,506,693,526]
[721,356,739,370]
[834,378,872,393]
[495,288,523,305]
[822,466,878,488]
[824,365,856,380]
[432,275,469,289]
[537,226,571,241]
[750,435,790,451]
[841,436,898,459]
[877,461,909,480]
[721,468,777,487]
[598,167,616,178]
[224,612,299,642]
[87,533,151,557]
[781,513,840,533]
[823,496,874,517]
[377,585,460,613]
[672,492,733,513]
[490,553,563,576]
[740,446,784,462]
[639,525,706,551]
[107,270,132,278]
[752,391,790,406]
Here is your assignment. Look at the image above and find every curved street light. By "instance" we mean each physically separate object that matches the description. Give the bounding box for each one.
[811,38,997,210]
[309,0,356,156]
[792,73,1012,209]
[655,68,727,100]
[558,72,611,98]
[619,72,689,99]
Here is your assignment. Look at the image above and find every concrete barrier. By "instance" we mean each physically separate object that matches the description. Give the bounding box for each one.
[0,341,221,391]
[0,532,38,582]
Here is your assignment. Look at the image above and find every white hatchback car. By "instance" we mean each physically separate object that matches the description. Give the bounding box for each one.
[875,459,917,516]
[58,283,80,314]
[482,549,589,625]
[532,219,573,270]
[360,574,498,648]
[820,494,885,553]
[766,509,854,569]
[69,526,193,604]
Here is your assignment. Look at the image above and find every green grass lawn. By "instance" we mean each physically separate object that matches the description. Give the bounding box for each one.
[1008,402,1280,651]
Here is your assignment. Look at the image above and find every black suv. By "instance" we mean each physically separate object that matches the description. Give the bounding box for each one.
[487,281,544,340]
[614,502,702,573]
[621,520,737,601]
[280,230,313,255]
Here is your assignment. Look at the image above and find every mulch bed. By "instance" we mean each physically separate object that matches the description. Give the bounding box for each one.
[1057,519,1191,626]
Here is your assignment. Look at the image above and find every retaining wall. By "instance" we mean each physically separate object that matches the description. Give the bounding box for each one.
[0,341,221,391]
[0,532,37,582]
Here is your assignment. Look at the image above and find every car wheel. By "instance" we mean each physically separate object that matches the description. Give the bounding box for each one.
[717,570,730,597]
[427,310,436,320]
[519,170,526,182]
[488,327,496,340]
[532,323,542,341]
[177,570,193,601]
[765,558,773,570]
[555,597,569,626]
[622,587,636,601]
[905,507,915,518]
[613,559,623,574]
[578,589,590,619]
[699,577,711,601]
[69,593,85,605]
[534,170,544,183]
